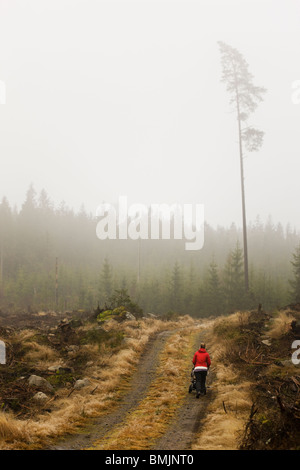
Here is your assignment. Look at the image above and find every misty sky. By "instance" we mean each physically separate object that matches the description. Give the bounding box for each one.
[0,0,299,230]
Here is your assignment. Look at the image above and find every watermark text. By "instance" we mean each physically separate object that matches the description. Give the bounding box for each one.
[0,340,6,364]
[292,340,300,365]
[96,196,204,251]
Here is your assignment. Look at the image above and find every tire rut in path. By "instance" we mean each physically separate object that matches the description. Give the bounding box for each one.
[152,373,216,450]
[49,330,172,450]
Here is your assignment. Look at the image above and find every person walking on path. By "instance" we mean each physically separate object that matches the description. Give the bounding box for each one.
[192,343,211,398]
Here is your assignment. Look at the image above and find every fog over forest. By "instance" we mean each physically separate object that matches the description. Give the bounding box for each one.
[1,0,300,316]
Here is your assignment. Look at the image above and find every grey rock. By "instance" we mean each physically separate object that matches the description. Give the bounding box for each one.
[124,312,136,321]
[74,378,90,390]
[144,313,158,319]
[33,392,49,403]
[48,365,61,372]
[28,375,54,393]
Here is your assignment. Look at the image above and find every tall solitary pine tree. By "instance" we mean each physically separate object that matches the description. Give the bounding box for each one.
[218,41,266,291]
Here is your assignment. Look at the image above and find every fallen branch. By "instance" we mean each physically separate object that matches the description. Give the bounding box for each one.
[238,352,272,365]
[249,403,258,420]
[90,385,98,395]
[43,395,57,407]
[67,387,75,398]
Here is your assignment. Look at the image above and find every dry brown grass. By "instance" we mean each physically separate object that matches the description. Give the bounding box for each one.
[0,413,29,442]
[89,326,199,450]
[213,311,250,333]
[8,326,59,367]
[13,329,36,343]
[268,310,296,339]
[23,342,59,364]
[192,376,252,449]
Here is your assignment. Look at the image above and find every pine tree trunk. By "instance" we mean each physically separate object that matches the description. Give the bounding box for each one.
[236,89,249,292]
[238,129,249,292]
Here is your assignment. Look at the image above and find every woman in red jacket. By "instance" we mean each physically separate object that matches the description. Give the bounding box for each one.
[192,342,211,398]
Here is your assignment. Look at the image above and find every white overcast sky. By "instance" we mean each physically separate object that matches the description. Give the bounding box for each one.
[0,0,299,229]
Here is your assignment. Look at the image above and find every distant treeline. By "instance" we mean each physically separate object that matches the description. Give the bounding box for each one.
[0,185,299,317]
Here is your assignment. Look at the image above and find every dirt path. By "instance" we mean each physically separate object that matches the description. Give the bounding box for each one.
[49,325,213,451]
[151,328,214,450]
[151,372,216,450]
[49,330,172,450]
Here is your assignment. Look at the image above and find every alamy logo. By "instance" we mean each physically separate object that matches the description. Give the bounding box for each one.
[96,196,204,251]
[0,80,6,105]
[292,340,300,365]
[0,340,6,364]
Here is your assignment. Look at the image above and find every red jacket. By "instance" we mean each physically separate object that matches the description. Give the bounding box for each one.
[193,348,211,370]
